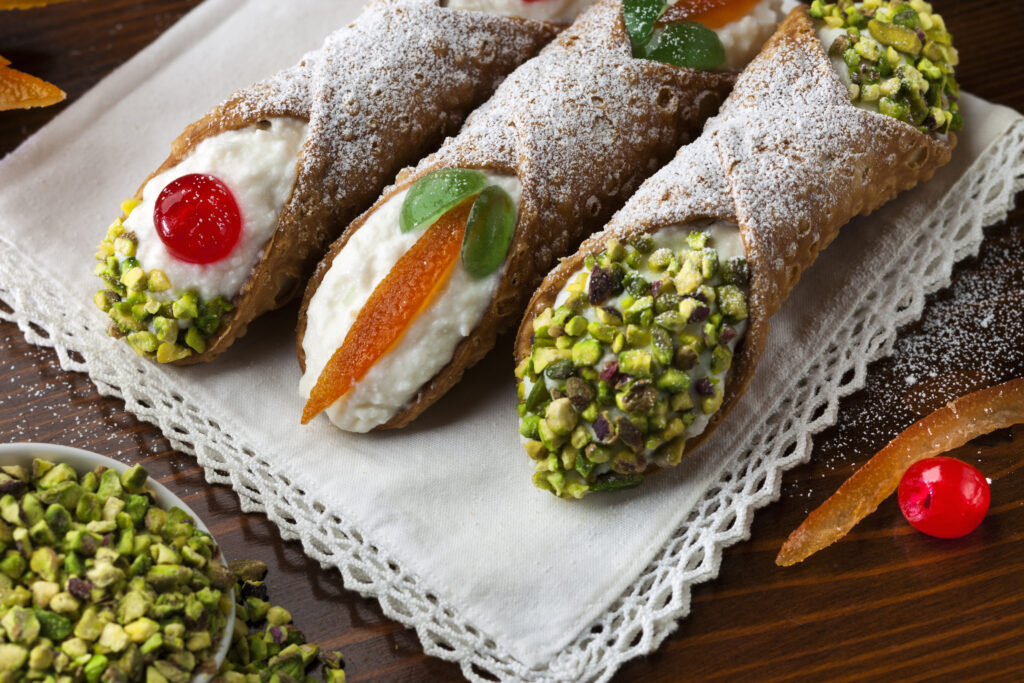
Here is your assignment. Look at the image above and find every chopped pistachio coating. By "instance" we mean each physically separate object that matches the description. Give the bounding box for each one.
[93,201,235,363]
[0,458,232,681]
[519,228,750,498]
[219,559,346,682]
[811,0,961,134]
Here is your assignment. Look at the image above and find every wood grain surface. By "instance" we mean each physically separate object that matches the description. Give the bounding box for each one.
[2,1,1023,680]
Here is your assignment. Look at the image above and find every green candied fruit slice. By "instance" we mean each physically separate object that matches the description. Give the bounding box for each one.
[461,184,517,279]
[868,18,922,57]
[643,21,726,71]
[622,0,667,50]
[399,168,488,234]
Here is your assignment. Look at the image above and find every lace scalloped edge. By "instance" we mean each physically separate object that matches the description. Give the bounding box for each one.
[1,119,1023,683]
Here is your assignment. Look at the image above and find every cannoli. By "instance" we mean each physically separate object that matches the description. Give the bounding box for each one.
[92,0,561,365]
[297,0,800,431]
[515,0,960,497]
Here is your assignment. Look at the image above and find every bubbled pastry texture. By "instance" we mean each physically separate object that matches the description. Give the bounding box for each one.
[516,6,955,468]
[142,0,557,365]
[298,0,735,429]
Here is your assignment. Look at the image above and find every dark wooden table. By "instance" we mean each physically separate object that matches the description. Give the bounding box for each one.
[2,1,1023,680]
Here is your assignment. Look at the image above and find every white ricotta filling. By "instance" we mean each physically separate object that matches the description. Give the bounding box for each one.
[530,219,747,462]
[126,118,308,301]
[443,0,597,24]
[300,173,522,433]
[710,0,801,70]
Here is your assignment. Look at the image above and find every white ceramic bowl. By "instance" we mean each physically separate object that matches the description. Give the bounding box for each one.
[0,442,235,682]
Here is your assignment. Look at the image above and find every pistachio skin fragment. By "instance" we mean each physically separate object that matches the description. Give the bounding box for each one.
[93,201,236,363]
[518,231,749,498]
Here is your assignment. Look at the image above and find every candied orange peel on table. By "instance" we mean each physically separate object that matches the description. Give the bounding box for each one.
[302,199,474,424]
[0,55,65,111]
[777,377,1024,567]
[0,0,76,9]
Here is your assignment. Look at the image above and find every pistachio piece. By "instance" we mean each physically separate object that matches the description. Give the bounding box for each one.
[615,417,644,453]
[616,381,658,415]
[545,398,578,436]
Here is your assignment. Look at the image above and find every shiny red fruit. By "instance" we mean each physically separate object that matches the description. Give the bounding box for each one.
[154,173,242,264]
[898,457,990,539]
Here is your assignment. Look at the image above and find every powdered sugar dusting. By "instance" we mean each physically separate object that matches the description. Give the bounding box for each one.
[310,0,734,425]
[522,5,955,465]
[152,0,556,360]
[403,0,733,315]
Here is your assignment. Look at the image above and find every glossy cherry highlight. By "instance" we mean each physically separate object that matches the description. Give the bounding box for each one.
[898,457,990,539]
[154,173,242,264]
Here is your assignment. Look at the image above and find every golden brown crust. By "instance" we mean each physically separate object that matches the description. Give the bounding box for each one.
[129,0,557,365]
[297,0,736,429]
[515,6,955,471]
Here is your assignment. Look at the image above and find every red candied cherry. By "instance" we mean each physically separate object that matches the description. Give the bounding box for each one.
[155,173,242,264]
[898,456,990,539]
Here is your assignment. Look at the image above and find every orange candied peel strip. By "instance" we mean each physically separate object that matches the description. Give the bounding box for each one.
[777,377,1024,567]
[302,199,474,424]
[660,0,764,30]
[0,0,77,9]
[0,58,65,111]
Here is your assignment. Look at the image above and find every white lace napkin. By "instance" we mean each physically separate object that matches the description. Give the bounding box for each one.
[1,1,1022,680]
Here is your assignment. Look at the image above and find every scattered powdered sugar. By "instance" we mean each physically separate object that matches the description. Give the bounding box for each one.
[807,224,1024,475]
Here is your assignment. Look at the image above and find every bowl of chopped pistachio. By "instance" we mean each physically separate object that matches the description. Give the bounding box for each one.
[0,442,235,682]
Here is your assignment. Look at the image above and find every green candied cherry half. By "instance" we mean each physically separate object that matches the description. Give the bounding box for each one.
[461,184,517,279]
[399,168,489,234]
[643,21,726,70]
[623,0,668,50]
